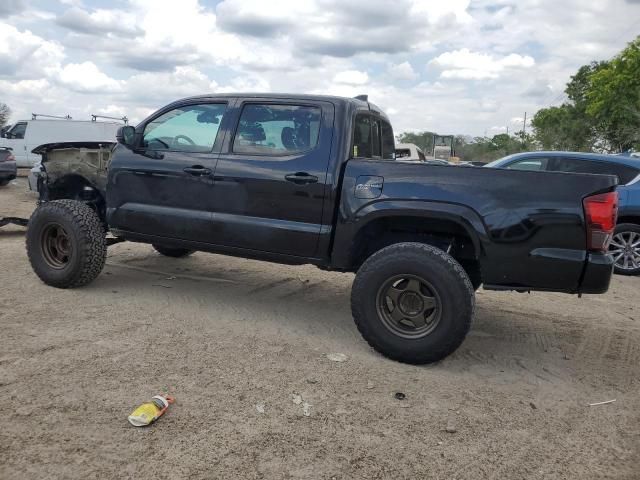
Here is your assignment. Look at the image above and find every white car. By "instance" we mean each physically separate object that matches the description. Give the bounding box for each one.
[395,143,427,162]
[0,116,123,190]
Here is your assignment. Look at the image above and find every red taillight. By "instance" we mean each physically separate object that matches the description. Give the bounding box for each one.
[7,154,14,162]
[583,192,618,251]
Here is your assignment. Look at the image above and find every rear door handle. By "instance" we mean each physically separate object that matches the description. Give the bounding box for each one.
[184,166,212,176]
[285,172,318,185]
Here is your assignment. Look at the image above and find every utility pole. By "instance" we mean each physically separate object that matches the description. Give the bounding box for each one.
[522,112,527,136]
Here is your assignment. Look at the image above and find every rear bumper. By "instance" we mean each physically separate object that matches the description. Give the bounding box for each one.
[578,252,614,294]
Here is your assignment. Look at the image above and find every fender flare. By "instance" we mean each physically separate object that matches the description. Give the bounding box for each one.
[332,199,488,269]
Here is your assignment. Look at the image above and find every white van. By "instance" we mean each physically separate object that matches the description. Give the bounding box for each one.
[0,117,122,168]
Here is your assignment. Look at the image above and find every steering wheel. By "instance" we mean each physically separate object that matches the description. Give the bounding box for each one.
[173,134,196,147]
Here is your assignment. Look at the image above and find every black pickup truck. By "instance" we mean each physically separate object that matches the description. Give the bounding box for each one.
[27,94,619,364]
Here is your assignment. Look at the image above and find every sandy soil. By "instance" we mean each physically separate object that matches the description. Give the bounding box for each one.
[1,175,639,479]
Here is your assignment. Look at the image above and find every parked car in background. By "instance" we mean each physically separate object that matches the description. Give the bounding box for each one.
[0,147,16,186]
[395,143,427,162]
[487,151,640,275]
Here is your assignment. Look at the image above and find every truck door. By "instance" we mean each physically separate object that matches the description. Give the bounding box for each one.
[210,100,334,257]
[106,101,228,243]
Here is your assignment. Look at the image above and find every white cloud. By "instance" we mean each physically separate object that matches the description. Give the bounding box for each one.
[2,0,640,137]
[333,70,369,85]
[387,61,418,81]
[0,23,64,78]
[57,62,122,93]
[56,7,142,37]
[125,66,214,104]
[430,48,535,79]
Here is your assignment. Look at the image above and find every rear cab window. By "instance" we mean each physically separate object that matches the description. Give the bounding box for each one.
[232,104,321,156]
[352,113,394,160]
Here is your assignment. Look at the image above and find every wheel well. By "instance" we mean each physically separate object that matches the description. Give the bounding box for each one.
[618,215,640,226]
[43,175,106,221]
[348,216,482,283]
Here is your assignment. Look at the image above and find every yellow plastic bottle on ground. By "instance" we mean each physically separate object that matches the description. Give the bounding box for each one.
[128,395,175,427]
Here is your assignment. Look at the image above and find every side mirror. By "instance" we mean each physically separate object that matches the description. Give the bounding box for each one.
[116,125,136,147]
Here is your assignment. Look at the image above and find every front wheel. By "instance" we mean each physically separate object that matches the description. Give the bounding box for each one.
[351,242,474,364]
[26,200,106,288]
[609,223,640,275]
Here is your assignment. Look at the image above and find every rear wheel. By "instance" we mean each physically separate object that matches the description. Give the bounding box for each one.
[609,223,640,275]
[152,244,194,258]
[26,200,106,288]
[351,242,474,364]
[0,179,10,187]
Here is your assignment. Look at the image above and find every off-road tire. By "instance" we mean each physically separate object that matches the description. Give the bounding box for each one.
[152,244,194,258]
[26,200,106,288]
[351,242,474,364]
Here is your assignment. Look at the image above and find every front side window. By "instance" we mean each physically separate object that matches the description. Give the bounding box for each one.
[143,103,226,152]
[9,122,27,139]
[233,104,321,155]
[506,157,549,171]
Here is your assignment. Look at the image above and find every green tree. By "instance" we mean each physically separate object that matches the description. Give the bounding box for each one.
[531,62,605,152]
[586,37,640,152]
[0,103,10,127]
[396,131,436,155]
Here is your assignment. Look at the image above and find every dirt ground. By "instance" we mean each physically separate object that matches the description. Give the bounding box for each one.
[1,174,639,479]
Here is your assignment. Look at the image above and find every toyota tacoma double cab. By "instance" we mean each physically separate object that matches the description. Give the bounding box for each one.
[26,94,619,364]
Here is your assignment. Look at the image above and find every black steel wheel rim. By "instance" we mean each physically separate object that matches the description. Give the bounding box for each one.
[376,274,442,339]
[41,223,73,269]
[609,231,640,271]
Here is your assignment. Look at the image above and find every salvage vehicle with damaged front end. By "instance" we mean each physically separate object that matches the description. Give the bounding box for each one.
[26,94,619,364]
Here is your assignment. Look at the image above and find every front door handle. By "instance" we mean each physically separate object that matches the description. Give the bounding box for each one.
[184,166,212,176]
[285,172,318,185]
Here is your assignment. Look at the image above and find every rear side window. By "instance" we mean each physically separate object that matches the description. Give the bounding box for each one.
[549,157,640,184]
[233,104,321,156]
[506,157,549,171]
[9,122,27,139]
[143,103,226,153]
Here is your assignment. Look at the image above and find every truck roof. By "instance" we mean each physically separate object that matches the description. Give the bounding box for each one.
[166,93,390,122]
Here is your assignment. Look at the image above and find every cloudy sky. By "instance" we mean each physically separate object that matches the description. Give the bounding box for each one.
[1,0,639,136]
